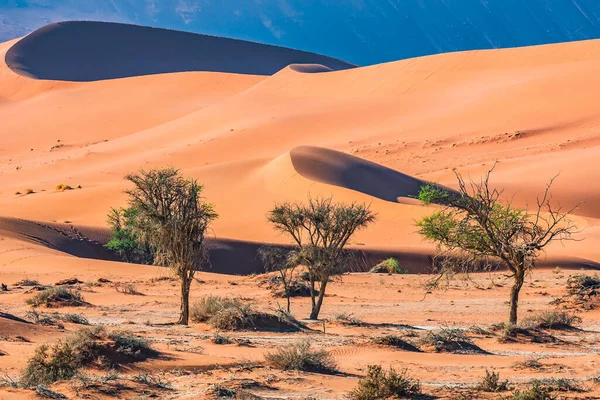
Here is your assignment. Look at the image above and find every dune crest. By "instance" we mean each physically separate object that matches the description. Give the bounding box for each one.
[289,146,428,202]
[5,21,354,82]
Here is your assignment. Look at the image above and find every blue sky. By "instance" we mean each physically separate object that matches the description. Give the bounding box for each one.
[2,0,600,65]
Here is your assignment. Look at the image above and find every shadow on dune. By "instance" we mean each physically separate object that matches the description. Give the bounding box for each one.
[0,217,597,275]
[5,21,354,82]
[290,146,433,202]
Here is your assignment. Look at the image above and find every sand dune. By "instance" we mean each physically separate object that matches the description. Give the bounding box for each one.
[5,21,354,81]
[1,27,600,266]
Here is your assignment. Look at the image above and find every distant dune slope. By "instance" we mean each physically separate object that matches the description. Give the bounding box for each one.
[5,21,354,81]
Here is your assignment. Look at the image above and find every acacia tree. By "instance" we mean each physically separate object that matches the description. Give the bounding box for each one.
[268,197,376,320]
[124,168,217,325]
[258,246,300,313]
[416,167,579,325]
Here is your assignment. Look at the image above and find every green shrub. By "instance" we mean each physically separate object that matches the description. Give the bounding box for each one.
[521,310,581,330]
[20,327,156,387]
[417,183,448,205]
[265,340,336,373]
[477,369,509,392]
[26,287,85,308]
[21,342,80,386]
[349,364,421,400]
[105,207,154,264]
[370,258,407,274]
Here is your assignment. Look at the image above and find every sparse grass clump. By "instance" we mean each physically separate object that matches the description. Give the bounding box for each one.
[521,310,581,330]
[265,341,336,374]
[115,283,143,296]
[20,327,156,387]
[372,335,421,352]
[190,296,244,322]
[211,333,232,345]
[370,258,407,274]
[330,312,364,326]
[26,287,85,308]
[25,188,34,195]
[55,184,73,192]
[349,364,421,400]
[191,296,254,330]
[15,279,41,287]
[477,369,509,392]
[421,327,484,354]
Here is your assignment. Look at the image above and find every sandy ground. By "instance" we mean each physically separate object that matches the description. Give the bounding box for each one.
[2,21,600,399]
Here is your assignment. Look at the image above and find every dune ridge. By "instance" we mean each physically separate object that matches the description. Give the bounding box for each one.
[5,21,355,82]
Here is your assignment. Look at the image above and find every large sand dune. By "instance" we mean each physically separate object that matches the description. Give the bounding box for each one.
[1,22,600,267]
[5,21,354,81]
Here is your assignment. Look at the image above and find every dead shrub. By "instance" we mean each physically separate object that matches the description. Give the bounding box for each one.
[26,287,85,308]
[349,364,421,400]
[265,340,336,374]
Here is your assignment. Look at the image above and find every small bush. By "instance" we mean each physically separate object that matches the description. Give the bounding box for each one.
[58,313,89,325]
[417,183,448,205]
[55,184,73,192]
[21,342,80,386]
[510,382,556,400]
[25,188,35,195]
[349,364,421,400]
[211,333,232,345]
[265,341,336,373]
[20,327,156,387]
[370,258,407,274]
[521,310,581,330]
[26,287,85,308]
[421,327,484,354]
[209,306,256,331]
[115,283,143,296]
[477,369,509,392]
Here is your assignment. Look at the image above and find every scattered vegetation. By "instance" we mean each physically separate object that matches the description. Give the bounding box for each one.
[476,370,509,392]
[509,378,582,399]
[265,340,337,374]
[520,310,581,330]
[268,197,375,319]
[349,364,421,400]
[26,287,85,308]
[370,257,407,274]
[416,166,579,325]
[25,188,35,195]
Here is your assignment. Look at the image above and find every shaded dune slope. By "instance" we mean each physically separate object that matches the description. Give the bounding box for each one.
[5,21,354,82]
[290,146,432,202]
[1,217,596,275]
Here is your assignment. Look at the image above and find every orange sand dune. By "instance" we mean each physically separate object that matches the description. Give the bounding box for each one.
[1,23,600,267]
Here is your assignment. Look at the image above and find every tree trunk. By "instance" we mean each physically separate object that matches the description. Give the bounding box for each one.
[309,273,316,310]
[177,275,191,325]
[286,291,291,314]
[509,267,525,325]
[309,278,328,320]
